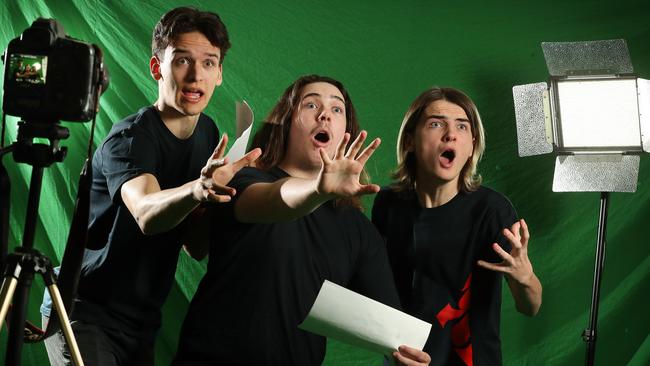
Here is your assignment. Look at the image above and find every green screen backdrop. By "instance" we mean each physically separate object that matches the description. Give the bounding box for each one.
[1,0,649,365]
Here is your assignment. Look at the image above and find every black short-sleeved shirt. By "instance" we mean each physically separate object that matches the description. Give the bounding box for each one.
[43,106,218,339]
[174,167,401,366]
[372,186,517,366]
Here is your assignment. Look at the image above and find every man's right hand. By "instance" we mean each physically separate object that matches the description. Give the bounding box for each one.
[193,134,262,203]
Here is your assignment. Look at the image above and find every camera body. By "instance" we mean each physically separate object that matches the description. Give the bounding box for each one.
[2,18,107,122]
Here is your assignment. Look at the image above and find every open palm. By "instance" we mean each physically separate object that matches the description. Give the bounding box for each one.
[317,131,381,198]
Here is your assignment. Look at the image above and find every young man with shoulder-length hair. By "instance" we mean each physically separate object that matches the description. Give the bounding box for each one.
[373,87,542,366]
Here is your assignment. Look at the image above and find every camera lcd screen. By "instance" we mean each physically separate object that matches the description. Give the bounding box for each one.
[8,53,48,85]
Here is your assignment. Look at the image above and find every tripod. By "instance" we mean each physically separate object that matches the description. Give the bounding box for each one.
[0,120,84,366]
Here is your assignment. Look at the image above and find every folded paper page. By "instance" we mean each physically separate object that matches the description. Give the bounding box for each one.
[299,280,431,357]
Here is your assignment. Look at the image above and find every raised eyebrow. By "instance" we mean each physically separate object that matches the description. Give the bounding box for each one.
[171,48,190,56]
[331,95,345,104]
[425,114,446,121]
[301,93,346,105]
[301,92,320,101]
[426,114,470,123]
[172,49,220,60]
[205,52,220,60]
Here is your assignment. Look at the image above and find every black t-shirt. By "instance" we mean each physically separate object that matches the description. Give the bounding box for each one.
[174,167,401,366]
[72,106,218,337]
[372,186,517,366]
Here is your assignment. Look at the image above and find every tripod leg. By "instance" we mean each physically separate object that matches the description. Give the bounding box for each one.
[47,283,84,366]
[0,276,19,326]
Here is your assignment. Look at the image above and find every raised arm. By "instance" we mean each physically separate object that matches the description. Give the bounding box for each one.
[477,219,542,316]
[121,134,261,235]
[181,145,262,259]
[235,131,381,223]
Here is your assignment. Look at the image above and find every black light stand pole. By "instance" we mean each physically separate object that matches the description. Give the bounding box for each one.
[583,191,610,366]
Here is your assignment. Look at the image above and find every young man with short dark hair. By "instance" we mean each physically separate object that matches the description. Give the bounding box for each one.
[41,7,259,365]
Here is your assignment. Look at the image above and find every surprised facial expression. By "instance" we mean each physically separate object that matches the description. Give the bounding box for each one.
[282,82,348,173]
[151,31,223,117]
[408,99,474,187]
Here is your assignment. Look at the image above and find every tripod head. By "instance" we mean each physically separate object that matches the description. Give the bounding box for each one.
[0,119,70,254]
[13,120,69,167]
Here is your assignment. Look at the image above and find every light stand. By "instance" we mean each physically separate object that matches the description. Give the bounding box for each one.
[582,192,608,365]
[512,39,650,366]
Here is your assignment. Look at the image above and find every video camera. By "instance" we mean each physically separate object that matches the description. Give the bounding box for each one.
[2,18,108,122]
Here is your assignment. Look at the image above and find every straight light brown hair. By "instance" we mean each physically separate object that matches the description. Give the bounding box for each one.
[392,87,486,193]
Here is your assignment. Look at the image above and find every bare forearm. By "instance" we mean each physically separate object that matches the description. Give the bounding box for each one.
[236,177,334,223]
[507,272,542,316]
[132,180,201,235]
[279,177,336,216]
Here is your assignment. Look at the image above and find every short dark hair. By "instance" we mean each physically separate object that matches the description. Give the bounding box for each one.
[250,74,366,209]
[152,7,231,63]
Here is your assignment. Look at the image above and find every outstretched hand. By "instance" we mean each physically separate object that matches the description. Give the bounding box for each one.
[477,219,535,286]
[193,134,262,203]
[393,345,431,366]
[316,130,381,199]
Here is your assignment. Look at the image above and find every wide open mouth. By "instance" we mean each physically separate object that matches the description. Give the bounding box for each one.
[182,87,204,99]
[440,149,456,162]
[314,131,330,143]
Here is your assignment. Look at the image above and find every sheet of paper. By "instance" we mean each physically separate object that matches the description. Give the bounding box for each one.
[299,280,431,357]
[225,100,254,161]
